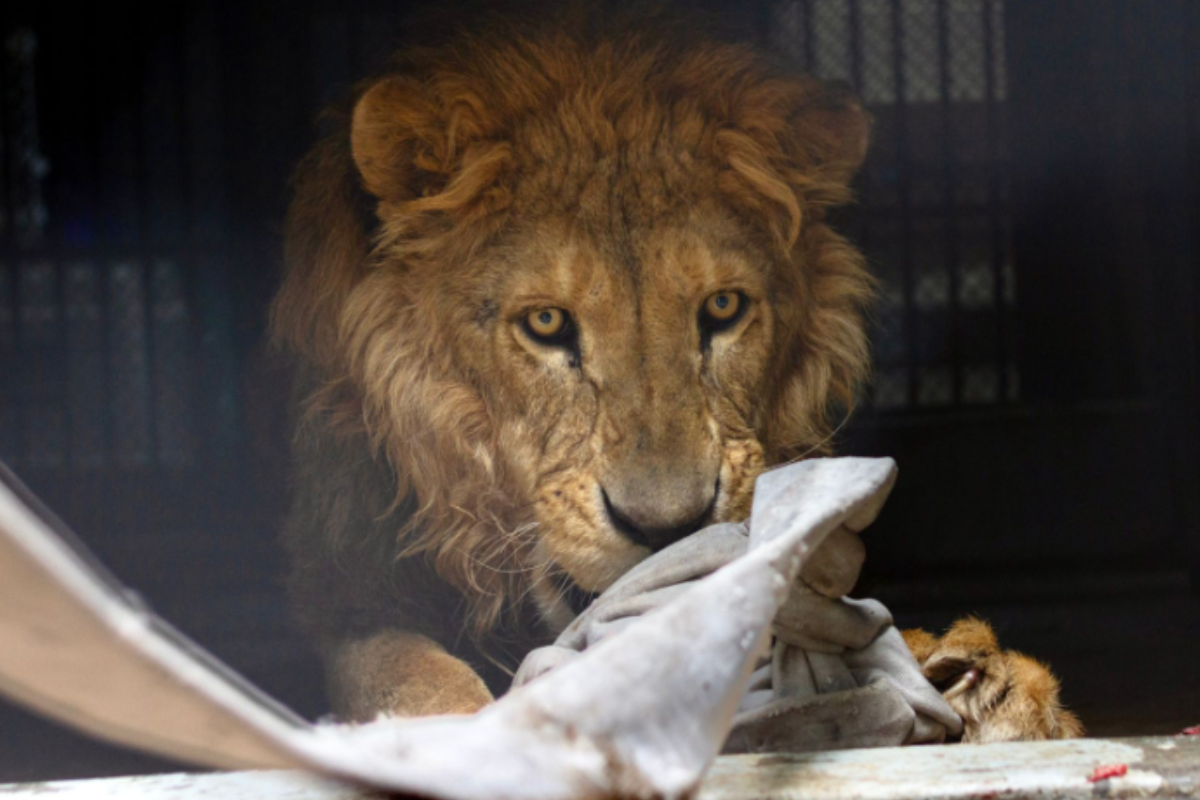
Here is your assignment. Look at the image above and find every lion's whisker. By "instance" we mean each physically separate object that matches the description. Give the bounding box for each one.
[773,405,857,468]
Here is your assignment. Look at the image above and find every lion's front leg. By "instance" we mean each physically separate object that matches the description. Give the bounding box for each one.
[903,618,1083,743]
[326,629,494,721]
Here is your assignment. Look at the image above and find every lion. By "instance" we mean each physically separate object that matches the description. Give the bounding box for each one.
[271,10,1081,742]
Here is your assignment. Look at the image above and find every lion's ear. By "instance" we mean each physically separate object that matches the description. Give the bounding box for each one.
[351,77,417,200]
[350,76,510,217]
[792,82,871,187]
[720,78,871,248]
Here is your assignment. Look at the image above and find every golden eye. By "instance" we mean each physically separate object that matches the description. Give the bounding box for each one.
[703,291,743,325]
[525,307,570,341]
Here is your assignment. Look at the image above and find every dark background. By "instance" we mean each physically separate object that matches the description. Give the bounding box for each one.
[1,0,1198,783]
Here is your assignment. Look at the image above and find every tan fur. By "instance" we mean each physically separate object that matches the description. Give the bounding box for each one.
[904,619,1084,742]
[275,21,873,639]
[275,15,1077,738]
[330,631,494,719]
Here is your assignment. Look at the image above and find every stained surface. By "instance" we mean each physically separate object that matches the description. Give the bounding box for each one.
[1,737,1198,799]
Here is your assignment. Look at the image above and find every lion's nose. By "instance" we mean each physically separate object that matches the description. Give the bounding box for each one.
[601,478,719,552]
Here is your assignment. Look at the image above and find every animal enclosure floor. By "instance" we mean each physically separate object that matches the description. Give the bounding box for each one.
[0,568,1196,783]
[5,736,1200,799]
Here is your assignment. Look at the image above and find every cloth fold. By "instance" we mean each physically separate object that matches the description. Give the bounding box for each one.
[513,516,961,753]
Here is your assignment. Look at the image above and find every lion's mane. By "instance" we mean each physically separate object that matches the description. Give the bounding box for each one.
[272,11,872,669]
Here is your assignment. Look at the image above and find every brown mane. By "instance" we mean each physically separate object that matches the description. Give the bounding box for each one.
[272,15,873,644]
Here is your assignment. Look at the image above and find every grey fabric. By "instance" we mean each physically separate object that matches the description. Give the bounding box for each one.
[513,520,962,753]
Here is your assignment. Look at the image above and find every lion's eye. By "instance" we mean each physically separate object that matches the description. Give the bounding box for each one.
[699,291,746,334]
[524,307,572,343]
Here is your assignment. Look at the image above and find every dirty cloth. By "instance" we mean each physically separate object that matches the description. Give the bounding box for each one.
[0,455,952,800]
[514,522,962,753]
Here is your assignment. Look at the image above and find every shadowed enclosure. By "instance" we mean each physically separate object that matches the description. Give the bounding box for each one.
[0,0,1198,782]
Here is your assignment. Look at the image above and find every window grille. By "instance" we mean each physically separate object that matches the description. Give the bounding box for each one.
[0,29,51,467]
[0,1,1019,476]
[768,0,1018,410]
[0,14,237,475]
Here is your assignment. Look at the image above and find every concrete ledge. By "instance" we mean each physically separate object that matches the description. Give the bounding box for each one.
[1,736,1197,799]
[701,736,1200,800]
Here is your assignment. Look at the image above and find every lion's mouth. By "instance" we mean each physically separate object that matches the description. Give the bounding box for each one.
[563,580,600,616]
[548,570,600,617]
[599,478,721,552]
[540,476,723,620]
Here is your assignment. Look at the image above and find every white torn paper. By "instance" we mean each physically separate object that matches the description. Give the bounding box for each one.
[0,457,900,800]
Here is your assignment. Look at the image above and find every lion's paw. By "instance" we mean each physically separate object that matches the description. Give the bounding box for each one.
[903,618,1083,743]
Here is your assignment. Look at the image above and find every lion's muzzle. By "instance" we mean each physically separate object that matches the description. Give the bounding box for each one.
[601,472,719,552]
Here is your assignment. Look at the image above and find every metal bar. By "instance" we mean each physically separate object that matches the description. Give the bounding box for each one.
[802,0,814,73]
[0,16,10,245]
[200,0,246,464]
[133,0,160,466]
[983,0,1009,402]
[844,0,875,406]
[0,14,16,463]
[755,0,773,50]
[936,0,961,405]
[103,2,153,470]
[847,0,864,129]
[1187,0,1200,590]
[889,0,917,408]
[186,0,227,470]
[174,1,198,469]
[90,5,114,468]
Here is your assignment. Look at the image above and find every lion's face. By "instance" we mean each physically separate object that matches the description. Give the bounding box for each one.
[466,202,776,622]
[276,26,874,633]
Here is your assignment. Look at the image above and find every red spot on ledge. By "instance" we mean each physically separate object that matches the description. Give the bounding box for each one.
[1088,764,1128,782]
